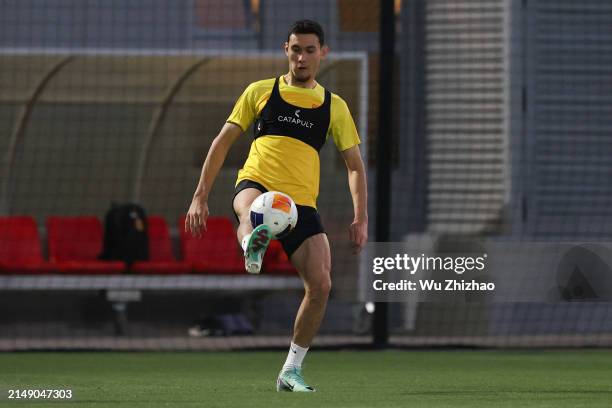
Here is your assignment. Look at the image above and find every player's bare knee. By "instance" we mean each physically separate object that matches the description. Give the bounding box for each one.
[306,273,331,300]
[319,277,332,298]
[233,188,261,213]
[237,210,251,226]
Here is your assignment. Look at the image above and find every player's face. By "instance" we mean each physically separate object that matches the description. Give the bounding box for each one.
[284,33,328,85]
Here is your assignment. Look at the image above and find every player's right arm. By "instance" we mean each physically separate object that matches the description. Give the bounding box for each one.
[185,122,242,237]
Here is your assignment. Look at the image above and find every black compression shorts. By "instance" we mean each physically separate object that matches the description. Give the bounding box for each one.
[232,179,325,258]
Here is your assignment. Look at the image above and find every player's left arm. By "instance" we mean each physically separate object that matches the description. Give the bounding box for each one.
[340,145,368,254]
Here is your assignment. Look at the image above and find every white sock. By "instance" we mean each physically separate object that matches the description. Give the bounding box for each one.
[282,342,309,371]
[241,233,251,253]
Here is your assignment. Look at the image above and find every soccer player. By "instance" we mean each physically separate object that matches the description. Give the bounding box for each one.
[185,19,368,392]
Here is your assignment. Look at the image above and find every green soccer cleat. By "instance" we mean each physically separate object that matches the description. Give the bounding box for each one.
[276,367,316,392]
[244,224,272,274]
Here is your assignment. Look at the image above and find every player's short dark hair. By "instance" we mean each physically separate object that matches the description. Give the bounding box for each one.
[287,20,325,46]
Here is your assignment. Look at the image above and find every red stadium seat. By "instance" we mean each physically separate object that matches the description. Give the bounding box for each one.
[131,216,191,274]
[263,240,298,275]
[179,216,244,274]
[0,216,56,274]
[47,216,125,274]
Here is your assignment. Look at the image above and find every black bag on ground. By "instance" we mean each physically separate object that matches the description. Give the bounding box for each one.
[98,203,149,265]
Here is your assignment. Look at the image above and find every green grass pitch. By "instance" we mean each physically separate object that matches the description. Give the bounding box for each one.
[1,350,611,407]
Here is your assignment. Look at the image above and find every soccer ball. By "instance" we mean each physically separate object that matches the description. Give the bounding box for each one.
[250,191,298,239]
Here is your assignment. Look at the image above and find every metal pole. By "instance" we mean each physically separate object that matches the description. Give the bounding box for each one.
[132,57,210,203]
[373,0,395,348]
[1,56,73,213]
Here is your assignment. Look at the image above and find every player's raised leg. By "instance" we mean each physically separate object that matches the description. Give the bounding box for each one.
[277,233,331,392]
[233,188,271,274]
